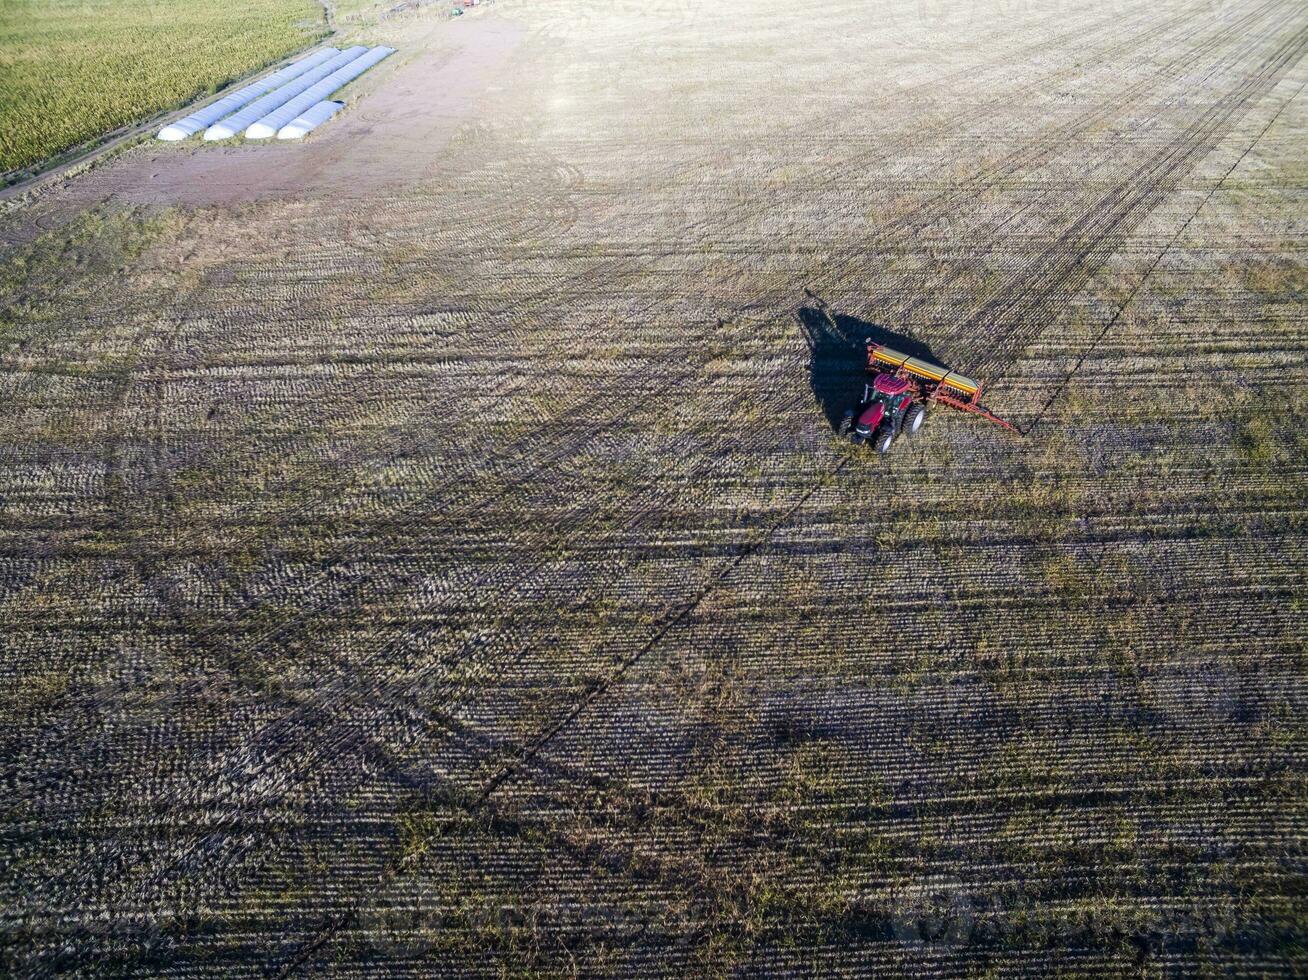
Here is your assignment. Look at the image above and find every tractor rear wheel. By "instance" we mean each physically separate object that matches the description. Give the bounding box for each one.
[905,404,926,436]
[875,429,895,454]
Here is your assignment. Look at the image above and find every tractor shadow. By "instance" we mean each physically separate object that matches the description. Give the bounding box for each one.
[797,305,942,432]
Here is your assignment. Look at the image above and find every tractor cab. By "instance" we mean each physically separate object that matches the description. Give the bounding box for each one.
[871,373,910,398]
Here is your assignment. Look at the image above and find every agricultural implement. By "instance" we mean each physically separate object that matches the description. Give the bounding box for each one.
[840,342,1017,453]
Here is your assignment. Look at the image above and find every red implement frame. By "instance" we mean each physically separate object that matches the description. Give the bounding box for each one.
[866,342,1018,433]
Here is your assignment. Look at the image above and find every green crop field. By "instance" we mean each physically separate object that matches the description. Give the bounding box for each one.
[0,0,327,174]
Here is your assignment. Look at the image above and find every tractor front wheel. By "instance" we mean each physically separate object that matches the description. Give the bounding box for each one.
[905,404,926,436]
[875,429,895,454]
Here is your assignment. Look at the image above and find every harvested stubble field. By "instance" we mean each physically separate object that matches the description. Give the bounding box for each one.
[1,0,1306,974]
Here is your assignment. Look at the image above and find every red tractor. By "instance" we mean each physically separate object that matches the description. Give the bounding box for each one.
[841,342,1016,453]
[841,372,925,453]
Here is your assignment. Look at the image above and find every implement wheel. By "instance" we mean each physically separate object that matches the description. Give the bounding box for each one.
[905,404,926,436]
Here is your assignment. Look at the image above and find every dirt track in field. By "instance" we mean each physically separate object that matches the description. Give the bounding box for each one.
[2,0,1306,974]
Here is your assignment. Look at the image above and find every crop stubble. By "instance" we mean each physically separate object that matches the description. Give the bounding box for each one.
[1,0,1305,974]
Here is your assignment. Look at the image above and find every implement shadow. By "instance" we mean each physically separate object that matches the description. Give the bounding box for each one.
[797,305,942,432]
